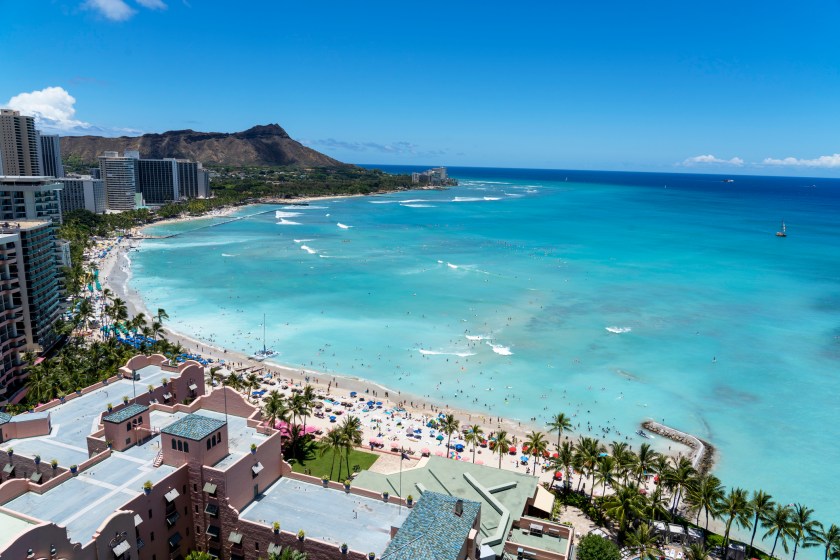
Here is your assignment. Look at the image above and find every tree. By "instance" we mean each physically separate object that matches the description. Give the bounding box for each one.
[645,484,671,522]
[262,390,288,432]
[603,483,645,537]
[547,412,573,454]
[762,503,792,559]
[185,552,214,560]
[299,384,316,437]
[576,533,620,560]
[812,523,840,560]
[626,524,663,560]
[525,431,548,469]
[685,474,724,530]
[464,424,484,464]
[634,442,659,485]
[156,308,169,324]
[720,487,752,554]
[494,430,511,469]
[319,427,345,480]
[664,456,696,515]
[685,542,711,560]
[789,503,819,560]
[340,415,363,478]
[575,437,604,494]
[440,413,460,457]
[593,455,616,499]
[267,548,308,560]
[557,440,575,490]
[748,490,775,552]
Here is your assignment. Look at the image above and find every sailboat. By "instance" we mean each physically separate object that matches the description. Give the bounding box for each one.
[776,221,787,238]
[250,314,277,361]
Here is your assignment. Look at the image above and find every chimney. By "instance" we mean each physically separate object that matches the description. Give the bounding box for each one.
[454,499,463,517]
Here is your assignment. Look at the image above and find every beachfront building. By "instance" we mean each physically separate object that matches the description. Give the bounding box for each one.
[0,110,42,177]
[99,151,139,211]
[411,166,455,186]
[57,176,106,214]
[136,158,180,204]
[0,220,63,355]
[0,232,27,406]
[38,134,64,179]
[177,160,211,199]
[0,176,63,225]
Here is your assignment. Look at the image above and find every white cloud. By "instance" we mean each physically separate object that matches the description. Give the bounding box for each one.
[762,154,840,168]
[6,86,140,136]
[135,0,167,9]
[85,0,135,21]
[682,154,744,166]
[84,0,167,21]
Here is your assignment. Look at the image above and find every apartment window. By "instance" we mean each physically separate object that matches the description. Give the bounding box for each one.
[184,442,189,453]
[150,532,154,542]
[172,439,176,450]
[207,439,211,450]
[126,423,131,432]
[177,440,183,451]
[255,543,259,551]
[148,509,152,519]
[193,484,197,492]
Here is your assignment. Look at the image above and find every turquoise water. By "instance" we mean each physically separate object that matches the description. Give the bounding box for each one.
[132,168,840,534]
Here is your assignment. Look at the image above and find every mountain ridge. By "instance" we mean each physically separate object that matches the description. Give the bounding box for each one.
[60,124,343,167]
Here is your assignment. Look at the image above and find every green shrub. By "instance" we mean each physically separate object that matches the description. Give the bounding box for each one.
[577,534,620,560]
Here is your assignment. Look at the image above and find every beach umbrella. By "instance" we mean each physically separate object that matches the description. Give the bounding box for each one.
[455,444,465,452]
[520,455,529,462]
[436,434,444,441]
[554,471,563,479]
[552,452,559,458]
[508,446,517,455]
[421,448,430,456]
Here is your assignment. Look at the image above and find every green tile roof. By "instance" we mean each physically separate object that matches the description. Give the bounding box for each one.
[0,412,11,425]
[161,413,225,441]
[382,491,479,560]
[102,403,148,424]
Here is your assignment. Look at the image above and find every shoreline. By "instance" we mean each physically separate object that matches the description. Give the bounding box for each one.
[99,194,704,474]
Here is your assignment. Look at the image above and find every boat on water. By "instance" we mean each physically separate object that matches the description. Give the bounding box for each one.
[723,179,735,183]
[776,221,787,237]
[249,314,278,361]
[636,429,652,439]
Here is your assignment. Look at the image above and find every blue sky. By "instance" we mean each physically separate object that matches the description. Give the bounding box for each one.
[3,0,840,175]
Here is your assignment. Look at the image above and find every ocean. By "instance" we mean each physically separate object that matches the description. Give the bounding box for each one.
[131,167,840,536]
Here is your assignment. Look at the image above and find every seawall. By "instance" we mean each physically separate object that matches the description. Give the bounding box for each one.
[641,421,715,474]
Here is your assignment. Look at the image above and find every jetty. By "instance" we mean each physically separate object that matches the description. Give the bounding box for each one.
[642,420,715,474]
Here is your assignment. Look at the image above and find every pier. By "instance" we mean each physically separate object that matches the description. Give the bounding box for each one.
[641,420,715,474]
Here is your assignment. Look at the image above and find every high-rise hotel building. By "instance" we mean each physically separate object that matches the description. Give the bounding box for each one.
[0,109,42,177]
[38,134,64,178]
[99,151,139,211]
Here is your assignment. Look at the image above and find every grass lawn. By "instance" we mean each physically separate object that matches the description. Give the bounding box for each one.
[288,447,379,482]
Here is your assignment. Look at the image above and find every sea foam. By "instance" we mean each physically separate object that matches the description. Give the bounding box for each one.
[605,326,632,334]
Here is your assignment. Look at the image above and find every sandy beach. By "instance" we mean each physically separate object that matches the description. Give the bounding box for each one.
[95,200,692,491]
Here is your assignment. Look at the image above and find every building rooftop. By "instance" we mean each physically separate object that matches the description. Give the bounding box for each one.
[103,403,148,424]
[353,455,538,555]
[161,413,225,441]
[0,412,11,425]
[382,491,479,560]
[0,511,36,551]
[239,477,404,555]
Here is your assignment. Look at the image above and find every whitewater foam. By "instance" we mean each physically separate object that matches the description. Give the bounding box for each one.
[418,349,476,357]
[300,245,317,255]
[605,326,632,334]
[486,341,513,355]
[275,211,301,218]
[337,223,352,229]
[293,239,313,243]
[277,219,301,225]
[466,334,494,341]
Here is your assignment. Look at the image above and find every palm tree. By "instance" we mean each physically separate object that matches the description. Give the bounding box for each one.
[440,413,460,457]
[603,483,645,537]
[789,503,819,560]
[557,440,575,490]
[340,415,363,478]
[686,473,724,530]
[685,542,710,560]
[610,441,636,484]
[245,372,262,402]
[525,431,548,469]
[299,384,316,437]
[634,442,659,485]
[156,307,169,324]
[665,456,696,515]
[262,390,287,431]
[547,412,572,453]
[762,503,792,559]
[494,430,511,469]
[593,455,616,499]
[319,427,345,480]
[575,437,603,495]
[646,484,671,522]
[268,547,308,560]
[812,523,840,560]
[748,490,775,552]
[720,487,752,553]
[626,523,663,560]
[464,424,484,463]
[185,552,214,560]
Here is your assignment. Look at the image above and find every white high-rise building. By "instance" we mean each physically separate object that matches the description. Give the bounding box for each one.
[57,176,106,214]
[99,151,139,211]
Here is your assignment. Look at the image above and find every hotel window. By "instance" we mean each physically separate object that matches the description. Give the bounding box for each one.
[126,423,131,431]
[207,439,211,450]
[184,442,189,453]
[172,439,177,450]
[177,440,183,451]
